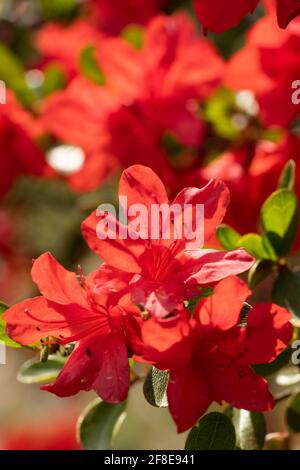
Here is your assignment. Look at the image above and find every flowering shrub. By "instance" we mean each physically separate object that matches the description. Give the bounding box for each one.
[1,0,300,451]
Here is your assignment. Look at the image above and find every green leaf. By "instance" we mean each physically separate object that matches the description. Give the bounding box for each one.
[143,367,169,408]
[0,302,21,349]
[217,224,240,250]
[0,44,35,108]
[286,393,300,433]
[279,160,296,190]
[272,268,300,318]
[79,45,106,86]
[185,412,236,450]
[237,233,275,260]
[121,25,144,49]
[248,260,274,289]
[226,408,266,450]
[261,189,298,256]
[203,88,242,140]
[78,399,127,450]
[38,0,78,20]
[17,356,65,384]
[42,65,66,97]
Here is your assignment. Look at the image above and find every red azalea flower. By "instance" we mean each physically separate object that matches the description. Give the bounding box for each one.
[4,252,139,402]
[139,276,292,432]
[0,92,47,198]
[194,0,300,33]
[82,164,254,317]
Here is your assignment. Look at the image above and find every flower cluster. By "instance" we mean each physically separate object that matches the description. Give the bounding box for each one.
[4,165,292,432]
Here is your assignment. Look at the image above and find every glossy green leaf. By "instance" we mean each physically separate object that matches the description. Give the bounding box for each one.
[261,189,298,256]
[143,367,169,408]
[238,233,275,260]
[272,268,300,318]
[279,160,296,191]
[286,393,300,433]
[80,45,106,86]
[78,399,127,450]
[226,408,266,450]
[217,224,240,250]
[17,356,65,384]
[185,412,236,450]
[248,260,274,289]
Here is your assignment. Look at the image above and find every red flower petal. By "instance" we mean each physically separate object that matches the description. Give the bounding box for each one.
[173,179,230,245]
[277,0,300,28]
[177,249,254,284]
[82,211,146,273]
[3,297,89,345]
[194,0,259,33]
[42,328,130,403]
[196,276,251,331]
[167,364,212,433]
[208,361,275,411]
[240,303,292,365]
[142,314,192,370]
[31,252,89,308]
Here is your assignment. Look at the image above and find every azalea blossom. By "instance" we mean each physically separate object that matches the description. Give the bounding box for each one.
[41,13,224,192]
[139,276,292,432]
[4,252,139,403]
[194,0,300,33]
[82,164,254,317]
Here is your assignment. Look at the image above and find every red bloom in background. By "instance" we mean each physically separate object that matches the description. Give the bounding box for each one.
[194,0,300,33]
[88,0,167,34]
[41,14,224,192]
[225,10,300,127]
[200,136,296,234]
[0,414,80,450]
[194,0,259,34]
[83,165,254,317]
[0,92,47,198]
[4,252,139,402]
[37,19,103,79]
[139,276,292,432]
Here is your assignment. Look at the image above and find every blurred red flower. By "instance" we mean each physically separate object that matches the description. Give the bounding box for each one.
[194,0,300,33]
[88,0,167,34]
[0,92,47,198]
[41,13,224,191]
[225,10,300,127]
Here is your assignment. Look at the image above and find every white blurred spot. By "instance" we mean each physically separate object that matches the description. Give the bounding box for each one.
[231,113,249,130]
[47,145,85,175]
[25,69,44,90]
[0,342,6,365]
[0,80,6,104]
[235,90,259,117]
